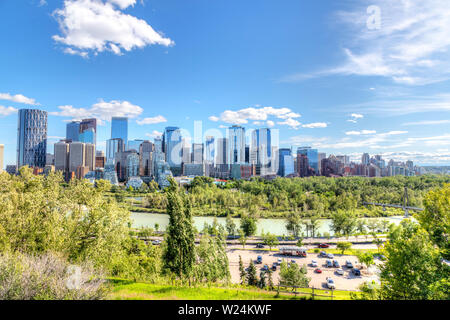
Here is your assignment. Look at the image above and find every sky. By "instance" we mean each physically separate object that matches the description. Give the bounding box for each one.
[0,0,450,167]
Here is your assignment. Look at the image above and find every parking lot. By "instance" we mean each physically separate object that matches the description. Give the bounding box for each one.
[227,247,380,291]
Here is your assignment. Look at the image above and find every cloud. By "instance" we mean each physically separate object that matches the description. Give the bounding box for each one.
[52,0,174,57]
[402,119,450,126]
[39,0,48,6]
[0,93,39,105]
[0,106,18,116]
[302,122,327,128]
[210,106,302,129]
[136,115,167,125]
[145,130,163,138]
[347,113,364,123]
[281,0,450,85]
[50,99,143,123]
[266,120,275,127]
[345,130,376,135]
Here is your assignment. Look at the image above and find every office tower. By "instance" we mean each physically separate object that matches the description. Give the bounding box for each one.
[126,153,140,178]
[228,125,245,164]
[252,128,271,172]
[182,144,191,164]
[84,143,95,171]
[17,109,47,168]
[54,141,70,172]
[192,143,204,164]
[216,138,228,165]
[361,153,370,165]
[127,139,144,152]
[154,136,163,153]
[297,147,318,175]
[163,126,182,168]
[66,121,80,142]
[0,144,3,172]
[205,136,215,164]
[69,142,85,173]
[79,118,97,145]
[278,148,292,177]
[111,117,128,149]
[245,145,250,163]
[106,138,124,164]
[139,140,153,176]
[95,151,106,169]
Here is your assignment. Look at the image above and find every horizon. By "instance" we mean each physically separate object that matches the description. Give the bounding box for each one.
[1,0,450,167]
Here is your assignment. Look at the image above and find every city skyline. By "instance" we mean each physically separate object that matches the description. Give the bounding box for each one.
[1,1,450,167]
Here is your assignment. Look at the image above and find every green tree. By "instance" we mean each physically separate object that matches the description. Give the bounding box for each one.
[246,260,258,286]
[285,212,302,238]
[240,214,257,237]
[279,261,310,288]
[336,242,352,255]
[330,210,357,238]
[239,255,246,284]
[357,252,374,270]
[225,215,237,237]
[238,229,247,249]
[162,179,196,280]
[262,233,279,251]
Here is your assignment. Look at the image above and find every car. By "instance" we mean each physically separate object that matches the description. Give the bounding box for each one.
[291,260,297,264]
[315,268,322,273]
[318,243,330,248]
[327,253,334,259]
[277,258,282,265]
[311,260,318,267]
[261,264,269,271]
[319,251,327,257]
[336,268,344,275]
[345,260,354,268]
[256,256,263,264]
[326,278,336,289]
[151,240,161,245]
[326,259,333,268]
[352,268,361,276]
[256,243,265,248]
[272,263,277,271]
[333,260,340,268]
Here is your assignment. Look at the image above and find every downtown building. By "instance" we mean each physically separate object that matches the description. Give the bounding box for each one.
[17,109,48,169]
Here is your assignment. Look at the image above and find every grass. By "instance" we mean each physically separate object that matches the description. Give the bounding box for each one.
[308,248,380,256]
[107,279,354,300]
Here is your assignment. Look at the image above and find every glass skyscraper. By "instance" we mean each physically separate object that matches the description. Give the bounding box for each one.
[79,118,97,145]
[66,121,80,142]
[297,146,319,174]
[17,109,48,168]
[228,125,245,164]
[205,136,215,164]
[252,128,271,166]
[278,148,294,177]
[163,126,182,168]
[111,117,128,149]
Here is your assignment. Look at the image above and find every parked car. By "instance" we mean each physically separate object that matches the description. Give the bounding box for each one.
[326,278,336,289]
[352,268,361,276]
[336,268,344,275]
[315,268,322,273]
[277,258,282,265]
[320,251,327,257]
[333,260,340,268]
[345,260,354,268]
[318,243,330,248]
[326,259,333,268]
[327,253,334,259]
[262,264,269,271]
[256,243,265,248]
[311,260,318,267]
[151,240,161,245]
[256,256,263,264]
[272,262,277,271]
[291,260,297,264]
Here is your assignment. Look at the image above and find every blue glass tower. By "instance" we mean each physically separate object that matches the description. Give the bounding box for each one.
[163,126,182,168]
[17,109,48,168]
[66,121,80,142]
[297,147,319,174]
[111,117,128,149]
[278,148,293,177]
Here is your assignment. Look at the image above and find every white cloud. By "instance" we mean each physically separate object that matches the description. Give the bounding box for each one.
[50,99,143,123]
[39,0,48,6]
[210,106,302,129]
[345,130,376,135]
[0,93,39,105]
[0,106,18,116]
[136,115,167,125]
[52,0,174,57]
[302,122,327,128]
[145,130,163,138]
[281,0,450,85]
[347,113,364,123]
[266,120,275,127]
[402,119,450,126]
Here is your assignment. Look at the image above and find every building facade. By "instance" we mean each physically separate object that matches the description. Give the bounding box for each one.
[17,109,47,168]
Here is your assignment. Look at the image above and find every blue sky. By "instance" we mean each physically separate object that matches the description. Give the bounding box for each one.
[1,0,449,167]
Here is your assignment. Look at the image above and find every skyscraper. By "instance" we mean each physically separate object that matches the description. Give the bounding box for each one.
[192,143,204,164]
[205,136,215,165]
[66,121,80,142]
[297,147,319,175]
[54,140,69,172]
[106,138,124,164]
[127,139,144,152]
[163,126,182,168]
[68,142,85,173]
[84,143,95,171]
[139,140,153,176]
[278,148,293,177]
[111,117,128,148]
[362,153,370,165]
[17,109,47,168]
[216,138,228,165]
[252,128,271,170]
[79,118,97,145]
[228,125,245,164]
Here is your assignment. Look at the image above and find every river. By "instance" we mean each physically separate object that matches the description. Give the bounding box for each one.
[130,212,407,236]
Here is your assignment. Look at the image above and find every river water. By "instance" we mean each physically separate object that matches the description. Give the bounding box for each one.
[130,212,407,236]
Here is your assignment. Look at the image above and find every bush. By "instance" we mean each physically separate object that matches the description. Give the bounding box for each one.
[0,252,107,300]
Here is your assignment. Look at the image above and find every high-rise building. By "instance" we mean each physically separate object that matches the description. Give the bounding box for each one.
[216,138,228,165]
[0,144,4,172]
[228,125,245,164]
[278,148,292,177]
[205,136,215,165]
[252,128,271,173]
[17,109,47,168]
[154,136,163,153]
[181,144,191,165]
[111,117,128,149]
[127,139,144,152]
[192,143,204,164]
[318,152,326,175]
[79,118,97,146]
[126,153,140,178]
[163,126,182,169]
[68,142,85,173]
[54,141,70,172]
[139,141,153,176]
[66,121,80,142]
[106,138,124,164]
[361,153,370,165]
[95,150,106,169]
[297,147,318,175]
[84,143,95,171]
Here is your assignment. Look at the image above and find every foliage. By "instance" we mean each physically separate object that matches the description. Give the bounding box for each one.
[246,260,258,286]
[279,261,310,288]
[330,210,357,237]
[357,252,374,269]
[262,232,279,251]
[225,215,237,236]
[336,242,352,255]
[239,255,246,285]
[240,213,258,237]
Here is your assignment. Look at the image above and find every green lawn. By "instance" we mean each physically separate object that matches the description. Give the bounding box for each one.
[108,279,354,300]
